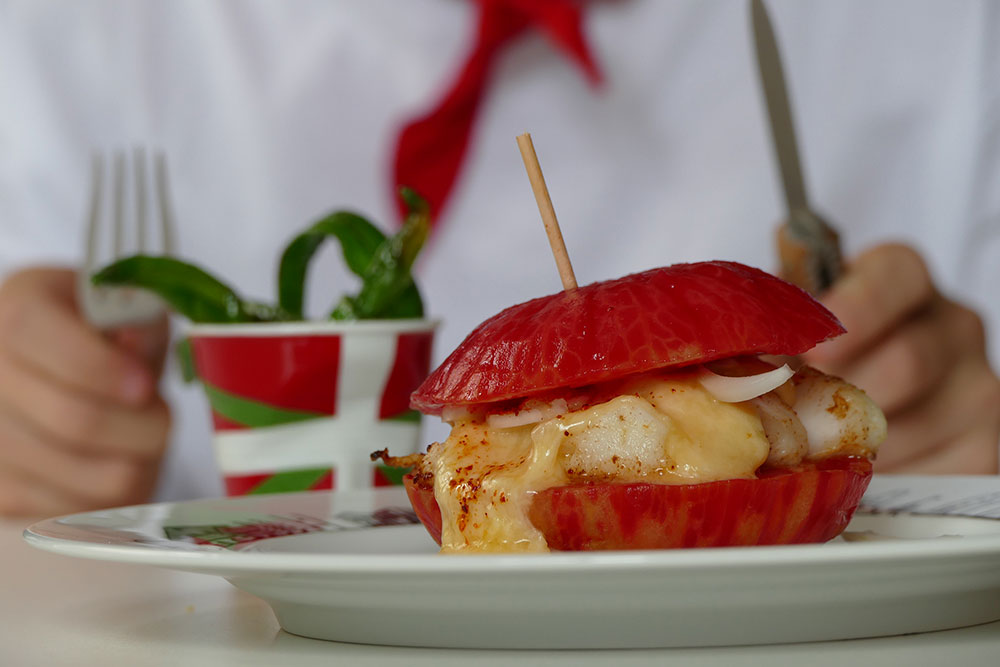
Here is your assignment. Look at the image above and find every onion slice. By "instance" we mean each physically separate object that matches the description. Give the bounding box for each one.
[487,409,545,429]
[487,398,569,430]
[441,405,473,424]
[698,364,794,403]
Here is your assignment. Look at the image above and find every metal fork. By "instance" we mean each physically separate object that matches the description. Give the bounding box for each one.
[78,148,178,329]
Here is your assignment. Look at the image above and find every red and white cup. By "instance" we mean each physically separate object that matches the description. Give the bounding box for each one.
[185,319,437,496]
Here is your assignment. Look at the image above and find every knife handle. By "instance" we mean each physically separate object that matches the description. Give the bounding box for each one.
[776,210,844,296]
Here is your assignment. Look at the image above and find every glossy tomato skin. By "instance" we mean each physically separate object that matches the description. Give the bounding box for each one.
[404,472,444,545]
[404,458,872,550]
[411,262,844,414]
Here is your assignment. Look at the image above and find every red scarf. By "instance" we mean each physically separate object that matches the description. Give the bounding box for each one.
[391,0,602,224]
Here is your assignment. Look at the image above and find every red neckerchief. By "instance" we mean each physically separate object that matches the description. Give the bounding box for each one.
[391,0,602,224]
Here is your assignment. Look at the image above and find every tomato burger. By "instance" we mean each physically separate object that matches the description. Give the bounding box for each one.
[376,261,885,553]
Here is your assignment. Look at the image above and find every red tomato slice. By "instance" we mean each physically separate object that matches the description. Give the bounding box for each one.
[404,457,872,550]
[411,262,844,414]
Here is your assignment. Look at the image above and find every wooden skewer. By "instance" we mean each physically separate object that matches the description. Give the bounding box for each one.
[516,132,578,291]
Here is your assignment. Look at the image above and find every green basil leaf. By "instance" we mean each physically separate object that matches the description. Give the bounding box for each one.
[277,211,387,319]
[377,282,424,318]
[329,295,358,321]
[332,188,429,319]
[91,255,266,323]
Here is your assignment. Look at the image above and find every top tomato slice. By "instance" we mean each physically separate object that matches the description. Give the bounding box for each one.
[412,262,844,414]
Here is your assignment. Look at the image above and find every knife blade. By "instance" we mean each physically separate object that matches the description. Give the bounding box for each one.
[751,0,843,295]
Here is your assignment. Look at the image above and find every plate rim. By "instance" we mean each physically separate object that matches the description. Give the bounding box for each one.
[23,498,1000,576]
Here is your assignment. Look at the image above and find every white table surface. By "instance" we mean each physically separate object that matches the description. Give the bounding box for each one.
[4,517,1000,666]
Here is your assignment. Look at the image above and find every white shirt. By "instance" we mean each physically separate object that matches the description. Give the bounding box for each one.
[2,0,998,500]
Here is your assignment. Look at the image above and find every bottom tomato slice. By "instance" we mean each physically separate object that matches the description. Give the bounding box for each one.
[404,457,873,550]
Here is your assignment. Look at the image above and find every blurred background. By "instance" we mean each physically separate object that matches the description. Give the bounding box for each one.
[1,0,997,503]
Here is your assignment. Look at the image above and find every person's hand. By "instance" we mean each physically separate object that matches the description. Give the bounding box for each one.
[802,243,1000,474]
[0,267,171,516]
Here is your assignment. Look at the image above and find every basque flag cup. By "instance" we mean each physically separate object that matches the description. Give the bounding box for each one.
[185,319,437,496]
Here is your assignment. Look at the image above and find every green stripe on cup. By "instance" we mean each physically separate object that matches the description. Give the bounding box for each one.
[376,465,411,486]
[384,409,421,423]
[248,467,331,495]
[202,383,326,428]
[176,338,197,383]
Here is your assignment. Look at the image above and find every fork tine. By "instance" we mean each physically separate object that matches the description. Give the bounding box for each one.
[112,151,126,259]
[153,151,177,255]
[134,146,148,253]
[83,152,104,274]
[81,146,172,329]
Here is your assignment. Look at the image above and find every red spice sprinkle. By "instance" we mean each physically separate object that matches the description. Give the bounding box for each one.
[563,430,570,436]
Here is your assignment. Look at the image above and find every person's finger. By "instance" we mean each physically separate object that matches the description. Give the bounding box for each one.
[0,467,101,517]
[0,353,170,460]
[0,406,157,507]
[110,315,171,377]
[873,359,1000,472]
[805,244,935,370]
[0,269,154,406]
[831,298,968,415]
[885,424,1000,475]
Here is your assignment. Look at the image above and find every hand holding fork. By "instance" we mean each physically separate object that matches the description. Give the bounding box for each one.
[0,149,176,516]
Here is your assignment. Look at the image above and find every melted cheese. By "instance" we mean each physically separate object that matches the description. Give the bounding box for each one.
[427,375,770,553]
[623,375,770,481]
[430,419,563,553]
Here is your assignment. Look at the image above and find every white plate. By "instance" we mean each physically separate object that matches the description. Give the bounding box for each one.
[23,482,1000,649]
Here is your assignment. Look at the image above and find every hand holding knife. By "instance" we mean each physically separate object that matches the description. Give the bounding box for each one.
[751,0,843,295]
[750,1,1000,475]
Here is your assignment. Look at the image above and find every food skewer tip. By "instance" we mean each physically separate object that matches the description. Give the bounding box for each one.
[516,133,578,291]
